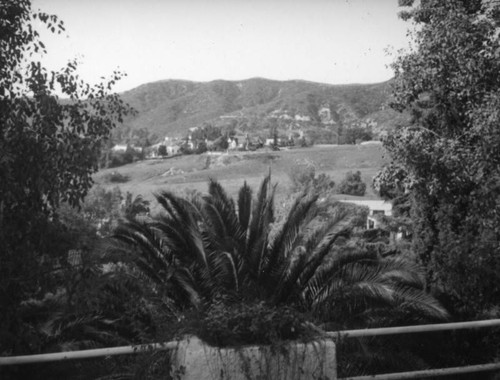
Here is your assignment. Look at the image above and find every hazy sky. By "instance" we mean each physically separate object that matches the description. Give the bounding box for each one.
[31,0,412,93]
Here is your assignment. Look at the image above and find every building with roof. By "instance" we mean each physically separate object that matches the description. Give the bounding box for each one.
[339,199,392,230]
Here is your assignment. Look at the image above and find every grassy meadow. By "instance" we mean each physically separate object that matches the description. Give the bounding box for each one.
[94,143,388,210]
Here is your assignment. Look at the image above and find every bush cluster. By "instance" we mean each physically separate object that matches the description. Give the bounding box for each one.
[105,171,129,183]
[338,171,366,196]
[107,147,144,168]
[198,300,314,347]
[288,162,335,194]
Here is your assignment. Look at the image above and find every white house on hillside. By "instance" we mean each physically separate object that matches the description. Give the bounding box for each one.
[167,145,180,155]
[265,138,282,146]
[111,144,143,153]
[340,199,392,230]
[111,144,128,153]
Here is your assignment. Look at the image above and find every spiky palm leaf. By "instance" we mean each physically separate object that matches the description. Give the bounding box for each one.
[19,290,132,353]
[246,175,276,276]
[264,192,318,280]
[154,191,208,269]
[111,218,201,308]
[305,254,448,327]
[108,175,447,330]
[237,181,252,232]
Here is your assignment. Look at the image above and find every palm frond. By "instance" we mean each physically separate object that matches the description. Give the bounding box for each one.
[263,191,318,283]
[168,266,201,308]
[201,197,243,254]
[308,260,394,309]
[112,219,169,269]
[238,181,252,232]
[379,257,425,288]
[220,251,240,292]
[302,211,349,253]
[310,277,398,325]
[204,250,240,295]
[109,209,204,309]
[297,216,353,292]
[246,176,276,274]
[270,245,308,304]
[306,257,448,326]
[205,179,241,240]
[391,285,449,321]
[154,191,208,270]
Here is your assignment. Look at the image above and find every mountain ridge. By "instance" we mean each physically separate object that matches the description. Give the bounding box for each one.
[117,77,404,141]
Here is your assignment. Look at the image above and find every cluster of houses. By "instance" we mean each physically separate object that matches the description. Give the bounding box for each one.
[110,128,308,161]
[149,137,181,158]
[269,106,335,125]
[113,132,300,160]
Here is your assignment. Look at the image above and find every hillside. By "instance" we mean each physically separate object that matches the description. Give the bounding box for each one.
[94,144,387,210]
[117,78,404,140]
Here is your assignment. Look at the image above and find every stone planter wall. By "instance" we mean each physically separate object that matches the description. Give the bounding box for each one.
[170,336,337,380]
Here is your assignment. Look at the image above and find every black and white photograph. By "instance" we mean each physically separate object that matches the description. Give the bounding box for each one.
[1,0,499,379]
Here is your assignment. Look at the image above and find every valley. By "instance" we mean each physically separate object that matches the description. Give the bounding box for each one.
[94,143,388,210]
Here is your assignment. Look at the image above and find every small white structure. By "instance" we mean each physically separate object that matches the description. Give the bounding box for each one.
[186,135,195,150]
[295,114,311,122]
[265,138,282,146]
[227,137,238,150]
[167,145,180,155]
[131,146,143,153]
[319,106,333,124]
[111,144,128,153]
[111,144,142,153]
[340,200,392,229]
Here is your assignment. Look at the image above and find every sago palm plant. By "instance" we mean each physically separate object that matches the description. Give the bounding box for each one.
[108,175,447,337]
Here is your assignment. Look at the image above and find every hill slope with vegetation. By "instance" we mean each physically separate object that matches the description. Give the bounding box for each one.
[118,78,403,140]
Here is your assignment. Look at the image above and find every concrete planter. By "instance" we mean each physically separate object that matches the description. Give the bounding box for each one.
[170,335,336,380]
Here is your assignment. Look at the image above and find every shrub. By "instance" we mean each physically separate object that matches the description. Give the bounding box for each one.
[288,162,335,194]
[105,171,129,183]
[179,145,194,155]
[195,141,208,154]
[157,145,167,157]
[338,171,366,196]
[313,173,335,193]
[288,162,315,192]
[198,300,314,347]
[108,148,141,168]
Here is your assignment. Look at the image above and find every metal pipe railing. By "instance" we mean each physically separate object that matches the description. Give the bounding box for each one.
[326,318,500,339]
[335,318,500,380]
[1,318,499,369]
[340,362,500,380]
[0,341,178,366]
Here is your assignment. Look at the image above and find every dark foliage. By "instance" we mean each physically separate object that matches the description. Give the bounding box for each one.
[338,171,367,196]
[109,175,447,348]
[288,163,335,194]
[0,0,132,364]
[106,171,130,183]
[107,146,143,168]
[198,300,313,347]
[384,0,500,317]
